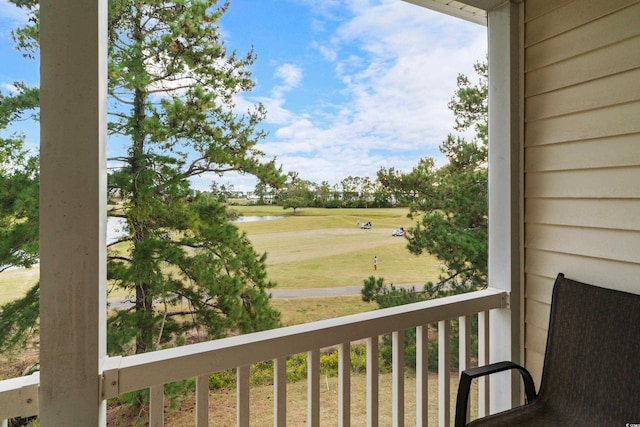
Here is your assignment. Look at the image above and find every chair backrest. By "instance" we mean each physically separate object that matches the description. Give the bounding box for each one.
[538,274,640,423]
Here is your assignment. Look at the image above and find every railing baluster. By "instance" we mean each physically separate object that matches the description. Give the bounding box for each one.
[459,316,471,422]
[478,311,490,417]
[195,374,209,426]
[392,331,405,427]
[416,325,428,427]
[338,342,351,427]
[307,350,320,426]
[438,320,451,427]
[237,365,250,427]
[459,316,471,372]
[367,336,379,427]
[274,356,287,427]
[149,384,164,427]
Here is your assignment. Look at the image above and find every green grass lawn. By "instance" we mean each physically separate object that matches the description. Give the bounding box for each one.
[0,268,39,305]
[1,207,442,304]
[234,206,441,289]
[271,295,375,326]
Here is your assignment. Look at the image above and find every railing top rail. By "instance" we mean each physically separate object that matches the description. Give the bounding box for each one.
[103,288,508,398]
[0,372,39,421]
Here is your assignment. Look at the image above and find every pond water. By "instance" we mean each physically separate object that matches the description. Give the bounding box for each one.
[106,215,285,243]
[6,216,283,270]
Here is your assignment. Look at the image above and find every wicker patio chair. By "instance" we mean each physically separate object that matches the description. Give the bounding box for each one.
[455,273,640,426]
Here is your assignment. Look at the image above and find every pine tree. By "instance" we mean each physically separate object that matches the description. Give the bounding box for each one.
[0,84,40,356]
[0,84,40,273]
[106,0,285,353]
[2,0,286,357]
[377,61,488,290]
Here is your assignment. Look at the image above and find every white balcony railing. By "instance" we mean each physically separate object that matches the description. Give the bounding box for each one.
[0,288,508,426]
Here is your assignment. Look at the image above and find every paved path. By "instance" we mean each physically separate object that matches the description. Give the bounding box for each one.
[108,284,422,309]
[269,283,420,298]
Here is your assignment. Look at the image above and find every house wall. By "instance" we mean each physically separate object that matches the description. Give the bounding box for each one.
[523,0,640,383]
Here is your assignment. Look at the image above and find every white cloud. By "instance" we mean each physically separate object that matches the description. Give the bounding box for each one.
[275,63,303,89]
[273,117,314,141]
[258,96,297,125]
[313,41,338,62]
[1,82,17,93]
[269,63,303,101]
[249,0,486,186]
[0,0,29,29]
[209,0,487,191]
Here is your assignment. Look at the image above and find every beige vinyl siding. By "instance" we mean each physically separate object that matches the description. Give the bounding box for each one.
[525,1,640,69]
[526,198,640,230]
[525,134,640,171]
[523,0,640,383]
[527,69,640,121]
[524,0,631,28]
[526,250,640,293]
[525,36,640,96]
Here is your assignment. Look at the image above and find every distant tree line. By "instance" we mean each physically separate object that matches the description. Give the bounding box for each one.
[210,171,398,210]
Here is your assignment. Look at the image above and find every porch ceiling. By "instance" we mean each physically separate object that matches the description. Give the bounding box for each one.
[402,0,508,26]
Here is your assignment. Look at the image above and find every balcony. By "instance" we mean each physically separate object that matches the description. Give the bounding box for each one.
[5,0,638,424]
[0,288,507,426]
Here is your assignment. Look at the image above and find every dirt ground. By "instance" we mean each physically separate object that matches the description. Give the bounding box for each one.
[0,348,39,380]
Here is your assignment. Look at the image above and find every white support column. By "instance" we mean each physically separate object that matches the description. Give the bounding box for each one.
[487,0,523,414]
[39,0,108,425]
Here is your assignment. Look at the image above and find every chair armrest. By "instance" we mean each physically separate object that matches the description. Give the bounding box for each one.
[454,361,537,427]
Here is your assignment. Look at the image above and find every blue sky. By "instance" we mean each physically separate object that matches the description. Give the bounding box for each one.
[0,0,487,192]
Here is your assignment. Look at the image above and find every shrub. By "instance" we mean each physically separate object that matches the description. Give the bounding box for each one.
[206,344,378,391]
[362,276,479,371]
